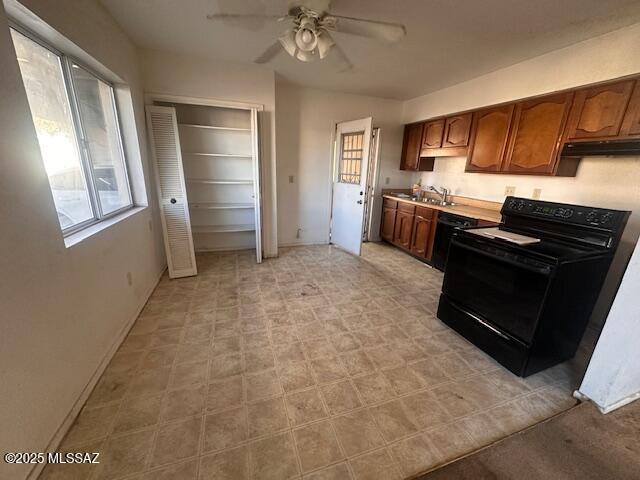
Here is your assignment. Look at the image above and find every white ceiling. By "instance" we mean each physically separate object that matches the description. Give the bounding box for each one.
[100,0,640,100]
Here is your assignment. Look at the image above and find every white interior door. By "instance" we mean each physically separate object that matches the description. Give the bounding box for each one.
[146,105,197,278]
[330,117,373,256]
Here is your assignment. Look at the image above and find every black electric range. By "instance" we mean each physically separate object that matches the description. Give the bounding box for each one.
[437,196,630,377]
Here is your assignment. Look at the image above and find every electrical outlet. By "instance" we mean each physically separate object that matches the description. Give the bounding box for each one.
[385,177,390,185]
[288,175,295,184]
[532,188,542,199]
[504,186,516,196]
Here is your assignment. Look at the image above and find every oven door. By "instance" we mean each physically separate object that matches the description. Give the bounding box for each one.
[442,234,554,344]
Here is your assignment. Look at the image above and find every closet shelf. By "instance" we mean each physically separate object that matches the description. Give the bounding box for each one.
[192,224,256,233]
[178,123,251,132]
[189,202,254,210]
[184,152,252,158]
[186,178,254,185]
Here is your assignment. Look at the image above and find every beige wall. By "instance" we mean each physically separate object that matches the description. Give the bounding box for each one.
[139,48,279,257]
[0,1,166,479]
[402,22,640,326]
[275,80,414,246]
[403,22,640,123]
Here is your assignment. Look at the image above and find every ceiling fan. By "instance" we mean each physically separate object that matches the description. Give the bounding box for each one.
[207,0,406,70]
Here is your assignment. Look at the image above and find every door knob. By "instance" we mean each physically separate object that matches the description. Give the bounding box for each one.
[170,198,177,204]
[357,200,363,204]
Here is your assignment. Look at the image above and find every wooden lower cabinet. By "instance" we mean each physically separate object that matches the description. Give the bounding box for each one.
[382,201,438,262]
[393,211,414,250]
[381,206,397,241]
[410,208,435,259]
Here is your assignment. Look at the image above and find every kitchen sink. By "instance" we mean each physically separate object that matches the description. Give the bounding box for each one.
[417,197,456,207]
[392,194,455,207]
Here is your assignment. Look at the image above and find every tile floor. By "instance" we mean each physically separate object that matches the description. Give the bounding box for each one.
[41,242,593,480]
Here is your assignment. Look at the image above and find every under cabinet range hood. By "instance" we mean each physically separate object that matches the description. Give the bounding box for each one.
[561,139,640,157]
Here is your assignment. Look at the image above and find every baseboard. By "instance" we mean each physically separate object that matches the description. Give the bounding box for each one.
[278,240,331,247]
[575,389,640,414]
[27,267,166,480]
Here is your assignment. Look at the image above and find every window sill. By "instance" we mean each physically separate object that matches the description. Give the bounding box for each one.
[64,206,147,249]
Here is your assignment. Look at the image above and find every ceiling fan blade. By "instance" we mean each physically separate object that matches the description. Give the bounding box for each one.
[206,13,285,21]
[254,42,283,64]
[329,43,353,73]
[325,14,406,42]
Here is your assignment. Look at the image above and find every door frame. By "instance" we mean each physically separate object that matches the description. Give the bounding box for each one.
[145,93,264,263]
[363,127,381,242]
[328,119,378,250]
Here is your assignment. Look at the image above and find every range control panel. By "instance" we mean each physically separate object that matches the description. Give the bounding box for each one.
[503,197,628,228]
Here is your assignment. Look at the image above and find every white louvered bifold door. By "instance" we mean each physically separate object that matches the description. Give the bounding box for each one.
[146,105,197,278]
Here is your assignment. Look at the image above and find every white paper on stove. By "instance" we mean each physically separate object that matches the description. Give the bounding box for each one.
[469,227,541,245]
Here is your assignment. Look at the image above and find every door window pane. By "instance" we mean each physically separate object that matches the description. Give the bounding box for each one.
[70,64,131,215]
[11,29,94,230]
[338,131,364,184]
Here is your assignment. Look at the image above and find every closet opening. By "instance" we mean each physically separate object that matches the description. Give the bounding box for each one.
[146,96,263,278]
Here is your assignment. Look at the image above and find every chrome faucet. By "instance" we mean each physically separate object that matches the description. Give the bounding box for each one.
[429,186,449,205]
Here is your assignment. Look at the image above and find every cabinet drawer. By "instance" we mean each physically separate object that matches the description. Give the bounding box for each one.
[398,203,416,214]
[415,206,434,219]
[383,198,398,209]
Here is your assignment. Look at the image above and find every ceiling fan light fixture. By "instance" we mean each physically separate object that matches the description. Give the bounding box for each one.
[316,31,334,59]
[278,29,297,57]
[295,17,318,52]
[295,49,316,62]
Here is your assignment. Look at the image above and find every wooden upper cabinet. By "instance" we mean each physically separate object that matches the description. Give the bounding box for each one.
[442,113,472,148]
[400,123,423,170]
[503,93,573,174]
[566,80,635,140]
[421,119,445,150]
[466,105,515,172]
[620,80,640,137]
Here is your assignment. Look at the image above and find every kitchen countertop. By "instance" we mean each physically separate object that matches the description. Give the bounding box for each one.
[383,194,503,223]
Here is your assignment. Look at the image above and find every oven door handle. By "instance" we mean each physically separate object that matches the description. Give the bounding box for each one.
[438,220,468,228]
[451,239,552,275]
[466,310,512,341]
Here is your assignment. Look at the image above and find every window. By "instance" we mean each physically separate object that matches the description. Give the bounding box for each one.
[10,26,132,234]
[338,131,364,184]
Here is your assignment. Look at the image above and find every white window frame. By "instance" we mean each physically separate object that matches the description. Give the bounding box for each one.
[10,21,133,237]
